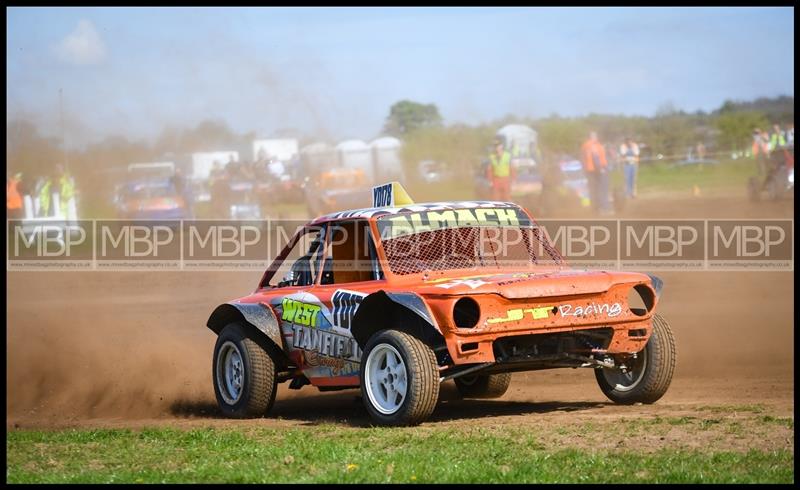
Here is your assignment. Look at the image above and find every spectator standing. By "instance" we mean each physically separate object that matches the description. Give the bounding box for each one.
[55,164,76,218]
[752,129,769,176]
[38,174,53,217]
[581,131,610,213]
[619,137,640,199]
[696,141,707,161]
[7,172,23,220]
[486,138,515,201]
[769,124,786,152]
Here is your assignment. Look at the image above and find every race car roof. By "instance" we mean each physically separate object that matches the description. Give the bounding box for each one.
[309,200,522,224]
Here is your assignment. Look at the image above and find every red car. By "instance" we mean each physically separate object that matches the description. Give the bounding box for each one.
[207,183,675,426]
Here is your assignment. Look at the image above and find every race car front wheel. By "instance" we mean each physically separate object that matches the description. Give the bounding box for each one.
[595,314,676,404]
[213,323,277,418]
[360,330,440,426]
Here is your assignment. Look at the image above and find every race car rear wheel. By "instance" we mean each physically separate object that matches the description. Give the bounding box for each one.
[213,323,277,418]
[360,330,440,426]
[595,314,676,404]
[454,372,512,399]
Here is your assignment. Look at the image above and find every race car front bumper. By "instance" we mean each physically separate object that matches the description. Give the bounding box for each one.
[426,283,657,365]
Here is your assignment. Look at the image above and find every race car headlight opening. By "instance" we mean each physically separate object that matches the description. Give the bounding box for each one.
[453,297,481,328]
[627,284,655,317]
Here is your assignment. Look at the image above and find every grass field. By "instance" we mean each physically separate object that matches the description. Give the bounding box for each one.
[411,158,756,203]
[636,159,754,194]
[7,412,793,483]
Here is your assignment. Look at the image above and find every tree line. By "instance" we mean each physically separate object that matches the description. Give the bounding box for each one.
[383,96,794,171]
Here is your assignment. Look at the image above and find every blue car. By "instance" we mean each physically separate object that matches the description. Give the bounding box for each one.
[116,179,190,221]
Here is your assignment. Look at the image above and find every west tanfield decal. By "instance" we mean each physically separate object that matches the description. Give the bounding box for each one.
[273,291,367,379]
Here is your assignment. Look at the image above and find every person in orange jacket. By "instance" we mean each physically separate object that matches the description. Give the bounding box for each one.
[581,131,610,213]
[7,172,24,220]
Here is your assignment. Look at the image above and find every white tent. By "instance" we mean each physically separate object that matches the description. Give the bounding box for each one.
[496,124,539,159]
[336,140,374,181]
[300,142,338,172]
[370,137,404,183]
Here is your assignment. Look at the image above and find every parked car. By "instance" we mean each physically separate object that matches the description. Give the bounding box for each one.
[228,180,263,220]
[558,156,591,208]
[115,179,188,220]
[304,167,370,217]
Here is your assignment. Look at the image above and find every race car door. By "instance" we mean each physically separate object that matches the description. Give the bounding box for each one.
[264,225,329,370]
[303,219,386,387]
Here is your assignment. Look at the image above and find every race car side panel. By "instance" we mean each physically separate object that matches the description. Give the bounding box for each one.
[269,289,364,387]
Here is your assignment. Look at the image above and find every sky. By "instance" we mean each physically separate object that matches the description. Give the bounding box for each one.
[6,6,795,147]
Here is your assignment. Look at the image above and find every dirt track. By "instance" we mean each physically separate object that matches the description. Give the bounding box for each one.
[6,194,794,431]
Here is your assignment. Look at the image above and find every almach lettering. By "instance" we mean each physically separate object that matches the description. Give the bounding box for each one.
[487,306,554,324]
[281,298,321,327]
[384,208,522,238]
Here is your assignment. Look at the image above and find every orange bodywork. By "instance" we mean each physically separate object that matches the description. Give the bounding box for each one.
[419,271,654,364]
[218,201,660,388]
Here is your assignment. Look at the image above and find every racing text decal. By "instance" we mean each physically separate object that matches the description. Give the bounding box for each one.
[559,302,623,318]
[487,301,625,324]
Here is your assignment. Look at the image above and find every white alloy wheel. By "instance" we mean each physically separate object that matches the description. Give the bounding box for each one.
[216,341,245,405]
[364,343,408,415]
[601,348,648,392]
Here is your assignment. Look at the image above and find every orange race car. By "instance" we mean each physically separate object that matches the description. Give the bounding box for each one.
[207,182,675,426]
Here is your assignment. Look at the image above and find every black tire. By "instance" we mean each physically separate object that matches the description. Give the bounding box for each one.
[455,372,512,399]
[213,323,278,418]
[595,314,676,404]
[359,330,440,426]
